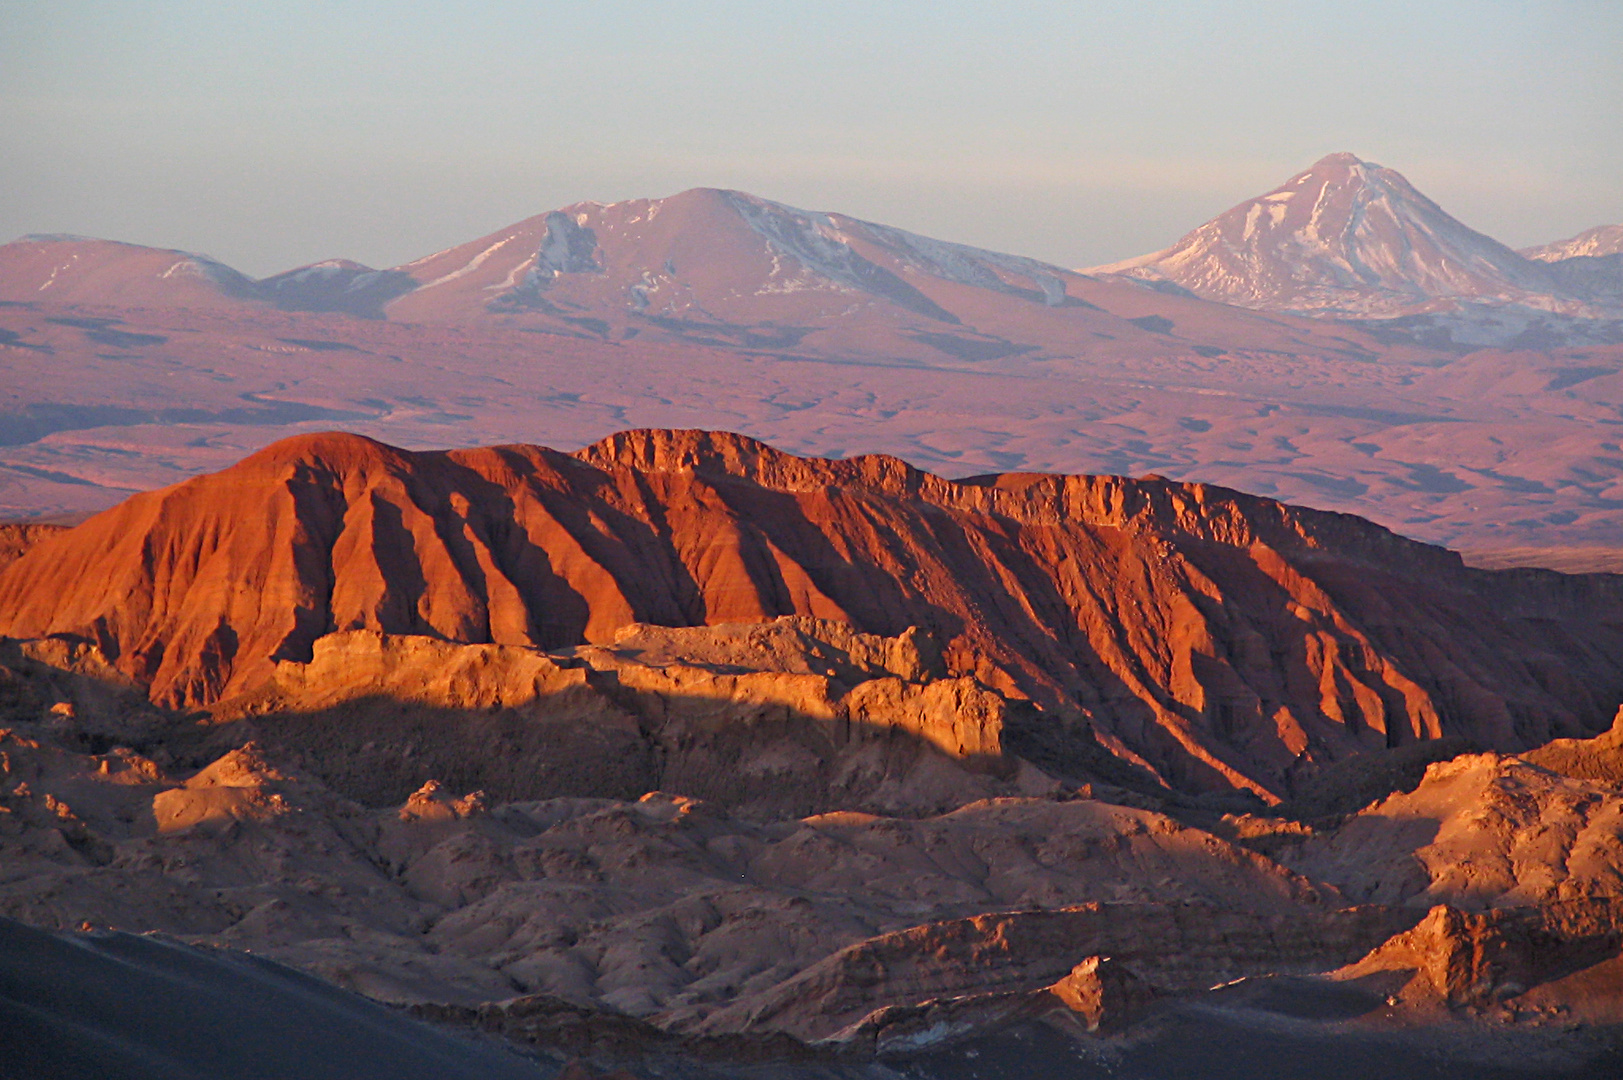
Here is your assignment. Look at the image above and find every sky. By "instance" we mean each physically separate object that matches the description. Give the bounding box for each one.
[2,1,1619,277]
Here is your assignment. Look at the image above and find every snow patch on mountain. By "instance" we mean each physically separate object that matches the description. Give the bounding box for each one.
[849,218,1075,307]
[419,236,520,291]
[1523,224,1623,262]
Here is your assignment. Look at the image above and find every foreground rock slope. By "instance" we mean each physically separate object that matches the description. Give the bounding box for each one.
[4,664,1623,1076]
[2,429,1621,804]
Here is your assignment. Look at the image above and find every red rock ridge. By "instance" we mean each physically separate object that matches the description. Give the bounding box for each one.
[2,429,1621,800]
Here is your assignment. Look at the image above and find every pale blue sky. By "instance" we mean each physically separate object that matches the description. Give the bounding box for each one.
[2,1,1619,276]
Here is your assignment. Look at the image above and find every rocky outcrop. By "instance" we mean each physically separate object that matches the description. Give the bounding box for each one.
[206,623,1037,816]
[0,706,1346,1021]
[1283,752,1623,910]
[1048,954,1161,1034]
[822,954,1163,1056]
[1526,704,1623,786]
[9,678,1623,1070]
[4,430,1622,802]
[1335,901,1623,1012]
[703,902,1413,1042]
[0,523,65,573]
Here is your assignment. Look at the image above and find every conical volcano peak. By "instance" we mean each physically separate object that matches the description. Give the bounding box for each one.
[1087,153,1562,317]
[1297,151,1374,177]
[1284,153,1438,210]
[1302,151,1381,174]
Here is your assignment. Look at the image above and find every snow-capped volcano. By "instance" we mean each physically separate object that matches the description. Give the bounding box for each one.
[314,186,1370,362]
[2,188,1377,367]
[1086,153,1602,320]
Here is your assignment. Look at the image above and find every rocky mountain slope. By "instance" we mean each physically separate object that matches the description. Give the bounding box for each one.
[3,430,1622,806]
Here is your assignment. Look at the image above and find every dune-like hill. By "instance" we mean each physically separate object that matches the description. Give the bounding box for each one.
[3,428,1620,803]
[0,235,261,309]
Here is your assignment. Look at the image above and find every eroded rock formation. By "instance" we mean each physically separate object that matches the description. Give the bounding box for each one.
[5,641,1623,1073]
[3,429,1622,803]
[1283,751,1623,909]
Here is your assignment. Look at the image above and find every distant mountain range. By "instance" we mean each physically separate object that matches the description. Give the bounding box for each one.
[3,155,1622,554]
[5,156,1619,349]
[4,192,1381,369]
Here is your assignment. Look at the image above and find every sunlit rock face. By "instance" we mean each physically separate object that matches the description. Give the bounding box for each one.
[4,429,1622,803]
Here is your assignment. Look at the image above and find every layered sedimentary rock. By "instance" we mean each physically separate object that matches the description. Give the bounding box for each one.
[701,902,1411,1043]
[6,644,1623,1071]
[3,429,1622,800]
[213,623,1032,816]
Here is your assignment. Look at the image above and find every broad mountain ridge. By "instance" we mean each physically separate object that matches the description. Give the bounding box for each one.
[1,189,1373,365]
[1524,223,1623,263]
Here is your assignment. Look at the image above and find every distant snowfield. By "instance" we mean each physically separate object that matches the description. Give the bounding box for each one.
[2,303,1621,556]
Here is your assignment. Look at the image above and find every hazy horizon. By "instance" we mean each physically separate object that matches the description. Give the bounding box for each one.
[3,1,1620,277]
